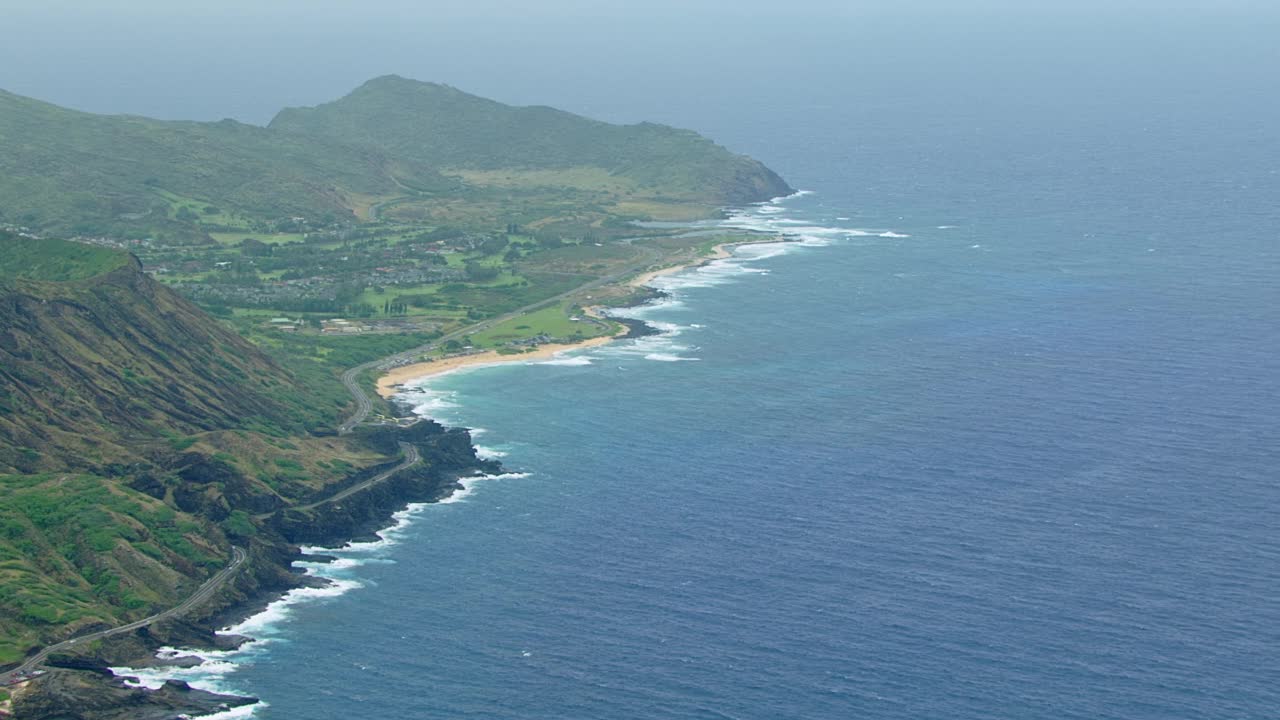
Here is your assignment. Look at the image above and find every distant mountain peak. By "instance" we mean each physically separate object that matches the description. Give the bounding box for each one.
[271,76,792,204]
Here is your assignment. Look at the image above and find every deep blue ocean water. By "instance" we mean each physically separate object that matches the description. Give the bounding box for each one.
[121,18,1280,718]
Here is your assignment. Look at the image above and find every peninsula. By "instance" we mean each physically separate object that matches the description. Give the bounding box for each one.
[0,76,791,718]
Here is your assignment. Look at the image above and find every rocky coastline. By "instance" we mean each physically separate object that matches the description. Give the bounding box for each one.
[8,273,673,719]
[9,419,499,720]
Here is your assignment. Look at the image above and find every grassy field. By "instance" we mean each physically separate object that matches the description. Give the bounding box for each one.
[609,199,723,222]
[468,304,604,347]
[152,189,248,228]
[450,166,642,195]
[209,232,308,246]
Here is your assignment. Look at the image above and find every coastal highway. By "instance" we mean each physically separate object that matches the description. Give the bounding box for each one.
[0,547,247,685]
[337,244,663,434]
[1,241,691,685]
[253,441,421,521]
[1,443,421,680]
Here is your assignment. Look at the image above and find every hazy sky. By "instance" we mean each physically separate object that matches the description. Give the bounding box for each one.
[1,1,1276,133]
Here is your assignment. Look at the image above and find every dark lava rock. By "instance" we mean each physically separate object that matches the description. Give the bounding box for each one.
[614,316,660,339]
[12,668,257,720]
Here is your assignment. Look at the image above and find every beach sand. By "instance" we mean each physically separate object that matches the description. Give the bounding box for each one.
[375,239,766,398]
[376,334,619,398]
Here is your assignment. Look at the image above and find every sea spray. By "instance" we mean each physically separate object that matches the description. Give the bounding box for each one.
[127,192,878,715]
[109,470,526,712]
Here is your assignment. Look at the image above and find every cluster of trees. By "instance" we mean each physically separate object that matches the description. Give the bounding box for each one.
[464,260,500,281]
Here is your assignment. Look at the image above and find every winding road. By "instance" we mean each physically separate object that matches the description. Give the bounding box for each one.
[253,441,420,521]
[4,238,678,683]
[1,547,247,685]
[1,441,423,681]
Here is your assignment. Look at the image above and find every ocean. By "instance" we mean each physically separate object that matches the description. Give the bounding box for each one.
[117,14,1280,719]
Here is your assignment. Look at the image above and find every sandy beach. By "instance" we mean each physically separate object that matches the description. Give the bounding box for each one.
[375,239,767,398]
[376,334,620,398]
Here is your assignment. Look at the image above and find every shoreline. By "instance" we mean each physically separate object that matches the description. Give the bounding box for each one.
[195,235,786,700]
[375,333,621,398]
[375,237,773,396]
[624,240,737,289]
[42,236,778,716]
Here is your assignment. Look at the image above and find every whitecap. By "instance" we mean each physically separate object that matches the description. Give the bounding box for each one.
[112,649,244,693]
[769,189,814,202]
[191,706,264,720]
[402,386,460,420]
[878,231,911,238]
[645,353,700,362]
[301,501,435,555]
[296,556,368,571]
[224,574,364,640]
[646,270,735,291]
[722,243,792,261]
[437,471,530,504]
[533,356,593,367]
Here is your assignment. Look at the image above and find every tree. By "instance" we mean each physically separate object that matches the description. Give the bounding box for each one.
[465,261,500,282]
[479,234,509,256]
[239,238,272,257]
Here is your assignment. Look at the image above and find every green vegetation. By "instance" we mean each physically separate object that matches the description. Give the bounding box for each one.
[0,233,129,281]
[0,237,342,474]
[469,305,605,349]
[0,473,226,665]
[0,76,788,240]
[0,77,790,661]
[0,88,451,238]
[271,75,790,205]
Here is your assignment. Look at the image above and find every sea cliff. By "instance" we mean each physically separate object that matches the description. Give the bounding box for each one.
[9,418,498,719]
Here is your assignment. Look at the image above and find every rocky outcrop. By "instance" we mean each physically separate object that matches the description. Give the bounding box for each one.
[12,670,256,720]
[13,418,499,720]
[270,422,499,544]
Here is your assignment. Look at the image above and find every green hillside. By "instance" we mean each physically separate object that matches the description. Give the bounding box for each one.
[0,235,128,281]
[0,472,231,665]
[0,78,790,240]
[0,80,793,670]
[270,75,792,205]
[0,233,409,661]
[0,89,450,239]
[0,234,337,472]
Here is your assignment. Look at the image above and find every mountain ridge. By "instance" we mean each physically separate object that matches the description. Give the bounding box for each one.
[0,234,327,474]
[270,74,792,205]
[0,76,790,238]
